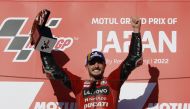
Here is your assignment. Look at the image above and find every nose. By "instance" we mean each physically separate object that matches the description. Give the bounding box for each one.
[94,62,99,68]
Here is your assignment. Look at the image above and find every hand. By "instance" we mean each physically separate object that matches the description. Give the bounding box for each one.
[131,17,141,33]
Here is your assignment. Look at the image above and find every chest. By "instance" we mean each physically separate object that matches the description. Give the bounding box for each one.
[76,80,119,109]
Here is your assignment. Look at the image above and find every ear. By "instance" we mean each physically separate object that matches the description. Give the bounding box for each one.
[85,64,88,69]
[104,63,106,67]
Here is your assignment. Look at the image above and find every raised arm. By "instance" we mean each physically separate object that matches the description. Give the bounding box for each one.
[40,51,72,89]
[30,9,72,89]
[120,17,143,81]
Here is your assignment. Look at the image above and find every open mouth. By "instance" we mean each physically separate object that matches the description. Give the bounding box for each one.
[93,69,100,72]
[92,69,101,74]
[93,68,101,71]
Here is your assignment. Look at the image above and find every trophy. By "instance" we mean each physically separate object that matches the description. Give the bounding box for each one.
[30,9,57,53]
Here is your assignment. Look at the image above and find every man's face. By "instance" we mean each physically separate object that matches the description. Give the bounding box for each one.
[86,58,106,79]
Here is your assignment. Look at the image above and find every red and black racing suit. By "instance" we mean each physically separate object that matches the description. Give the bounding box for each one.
[40,33,142,109]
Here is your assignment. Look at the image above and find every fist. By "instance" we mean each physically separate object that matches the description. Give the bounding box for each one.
[131,17,141,33]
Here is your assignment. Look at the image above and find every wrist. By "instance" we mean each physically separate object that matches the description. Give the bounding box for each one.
[133,28,140,33]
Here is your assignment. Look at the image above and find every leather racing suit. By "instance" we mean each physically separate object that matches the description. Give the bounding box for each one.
[40,33,142,109]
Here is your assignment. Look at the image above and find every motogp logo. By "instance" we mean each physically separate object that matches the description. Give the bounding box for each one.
[0,17,73,62]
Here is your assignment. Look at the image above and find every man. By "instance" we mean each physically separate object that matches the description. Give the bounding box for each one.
[31,10,142,109]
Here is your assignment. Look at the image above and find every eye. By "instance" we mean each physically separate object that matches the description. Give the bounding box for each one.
[96,59,104,64]
[89,61,96,65]
[89,59,104,65]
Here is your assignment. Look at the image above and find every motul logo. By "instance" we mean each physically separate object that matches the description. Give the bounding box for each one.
[0,17,74,62]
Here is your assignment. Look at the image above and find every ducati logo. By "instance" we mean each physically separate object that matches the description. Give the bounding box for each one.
[100,80,107,85]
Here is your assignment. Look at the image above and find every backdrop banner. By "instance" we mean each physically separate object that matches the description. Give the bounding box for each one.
[0,0,190,109]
